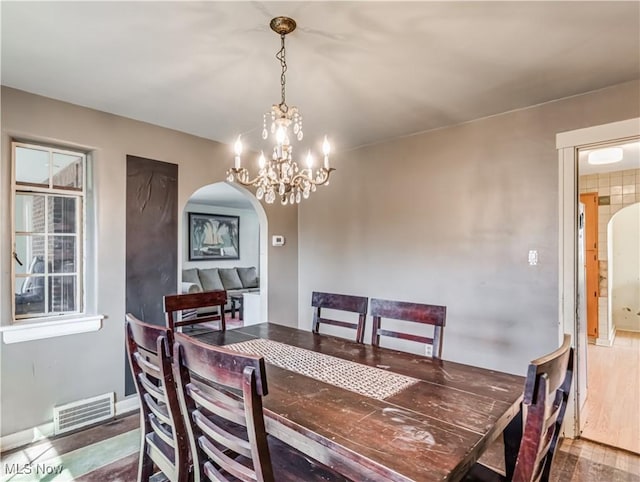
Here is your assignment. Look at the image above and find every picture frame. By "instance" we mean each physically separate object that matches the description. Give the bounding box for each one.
[188,212,240,261]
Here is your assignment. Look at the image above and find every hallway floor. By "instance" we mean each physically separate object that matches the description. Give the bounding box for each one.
[580,330,640,454]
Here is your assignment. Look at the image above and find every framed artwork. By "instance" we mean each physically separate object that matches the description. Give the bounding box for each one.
[188,212,240,260]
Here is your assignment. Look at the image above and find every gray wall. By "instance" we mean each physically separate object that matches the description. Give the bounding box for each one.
[298,80,640,374]
[0,87,299,436]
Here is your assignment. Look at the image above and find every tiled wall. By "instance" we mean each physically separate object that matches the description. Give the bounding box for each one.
[579,168,640,343]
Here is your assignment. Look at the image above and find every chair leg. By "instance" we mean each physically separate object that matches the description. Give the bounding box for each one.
[138,440,154,482]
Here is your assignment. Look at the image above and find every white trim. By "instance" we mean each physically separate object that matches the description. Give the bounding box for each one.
[0,422,55,453]
[0,397,139,452]
[556,118,640,149]
[556,117,640,439]
[0,314,104,344]
[605,325,617,346]
[115,396,139,417]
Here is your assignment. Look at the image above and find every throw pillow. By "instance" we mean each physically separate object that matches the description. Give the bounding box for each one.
[182,268,203,290]
[237,267,259,289]
[199,268,225,291]
[219,268,243,290]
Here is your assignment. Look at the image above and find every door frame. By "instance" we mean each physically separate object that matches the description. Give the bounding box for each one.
[556,117,640,438]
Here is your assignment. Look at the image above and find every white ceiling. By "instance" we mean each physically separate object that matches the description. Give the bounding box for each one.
[2,1,639,159]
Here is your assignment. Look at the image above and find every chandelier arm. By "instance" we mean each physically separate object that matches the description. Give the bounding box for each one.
[289,168,336,187]
[228,168,270,187]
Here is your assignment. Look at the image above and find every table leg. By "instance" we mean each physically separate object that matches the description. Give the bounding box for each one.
[239,297,243,321]
[231,298,237,319]
[503,403,523,480]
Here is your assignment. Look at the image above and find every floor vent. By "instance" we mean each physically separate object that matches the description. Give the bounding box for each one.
[53,392,115,435]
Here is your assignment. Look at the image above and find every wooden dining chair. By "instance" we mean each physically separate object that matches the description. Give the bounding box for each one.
[370,298,447,358]
[172,332,350,482]
[463,334,574,482]
[164,290,227,331]
[311,291,368,343]
[124,314,190,482]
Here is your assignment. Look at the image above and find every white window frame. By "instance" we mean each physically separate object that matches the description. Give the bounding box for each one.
[11,141,86,322]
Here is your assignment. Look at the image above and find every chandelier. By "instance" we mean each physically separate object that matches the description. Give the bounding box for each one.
[226,16,334,205]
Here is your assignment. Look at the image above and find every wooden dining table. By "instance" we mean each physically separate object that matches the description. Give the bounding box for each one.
[194,322,525,482]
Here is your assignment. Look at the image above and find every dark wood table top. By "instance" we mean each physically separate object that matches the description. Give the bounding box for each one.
[195,323,524,482]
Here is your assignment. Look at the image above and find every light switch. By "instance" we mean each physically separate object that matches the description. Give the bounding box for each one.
[528,250,538,266]
[272,235,285,247]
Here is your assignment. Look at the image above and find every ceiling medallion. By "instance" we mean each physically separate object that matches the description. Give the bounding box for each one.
[227,16,334,205]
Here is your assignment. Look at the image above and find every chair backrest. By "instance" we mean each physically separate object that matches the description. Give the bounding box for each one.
[172,332,274,482]
[311,291,368,343]
[125,314,189,482]
[164,290,227,331]
[513,334,574,482]
[370,298,446,358]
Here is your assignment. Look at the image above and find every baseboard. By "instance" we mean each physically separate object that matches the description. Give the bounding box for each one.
[1,397,140,453]
[595,338,613,347]
[0,421,55,453]
[115,396,139,416]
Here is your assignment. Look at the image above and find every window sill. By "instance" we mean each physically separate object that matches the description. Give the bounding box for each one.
[0,314,104,344]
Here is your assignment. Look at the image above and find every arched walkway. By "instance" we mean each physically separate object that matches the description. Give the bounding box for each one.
[180,182,268,323]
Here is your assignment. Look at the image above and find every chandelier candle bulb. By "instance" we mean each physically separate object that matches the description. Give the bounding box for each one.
[234,136,243,169]
[323,137,331,169]
[258,151,266,169]
[323,136,331,155]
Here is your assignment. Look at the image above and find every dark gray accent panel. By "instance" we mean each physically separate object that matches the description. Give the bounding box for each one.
[125,155,178,395]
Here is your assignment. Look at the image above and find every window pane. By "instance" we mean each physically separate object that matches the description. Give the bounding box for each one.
[52,152,83,190]
[14,235,46,276]
[15,194,46,233]
[49,275,77,312]
[15,146,49,186]
[49,196,77,233]
[15,250,46,316]
[15,275,46,315]
[49,236,76,273]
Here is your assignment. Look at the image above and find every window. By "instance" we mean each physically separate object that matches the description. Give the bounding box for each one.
[12,142,85,320]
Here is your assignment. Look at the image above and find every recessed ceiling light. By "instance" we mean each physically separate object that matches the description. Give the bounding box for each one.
[587,147,623,165]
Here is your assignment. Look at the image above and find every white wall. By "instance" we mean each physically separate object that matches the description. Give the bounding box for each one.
[183,202,259,272]
[609,202,640,332]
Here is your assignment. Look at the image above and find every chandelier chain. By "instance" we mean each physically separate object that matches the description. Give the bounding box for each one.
[276,34,288,111]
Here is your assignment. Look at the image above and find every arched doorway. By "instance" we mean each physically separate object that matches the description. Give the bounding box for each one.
[608,202,640,333]
[180,182,268,324]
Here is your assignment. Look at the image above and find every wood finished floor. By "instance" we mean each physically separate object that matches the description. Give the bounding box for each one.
[3,413,639,481]
[580,330,640,454]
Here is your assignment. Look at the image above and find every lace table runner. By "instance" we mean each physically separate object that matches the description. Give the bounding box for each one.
[225,338,418,400]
